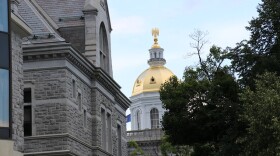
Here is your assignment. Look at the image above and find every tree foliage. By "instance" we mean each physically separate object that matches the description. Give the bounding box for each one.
[160,135,193,156]
[229,0,280,87]
[128,141,146,156]
[160,0,280,155]
[240,73,280,155]
[160,45,243,155]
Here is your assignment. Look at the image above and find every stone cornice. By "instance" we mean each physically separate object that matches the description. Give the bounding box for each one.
[11,12,32,37]
[24,150,75,156]
[24,133,113,156]
[22,42,130,109]
[93,68,131,109]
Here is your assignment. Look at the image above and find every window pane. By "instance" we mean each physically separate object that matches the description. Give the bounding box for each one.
[117,125,122,156]
[24,106,32,136]
[101,109,106,149]
[0,32,9,69]
[24,88,32,103]
[0,0,8,32]
[78,93,82,111]
[0,69,9,128]
[150,108,159,129]
[23,88,32,103]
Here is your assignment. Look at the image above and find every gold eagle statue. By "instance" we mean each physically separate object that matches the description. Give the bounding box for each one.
[151,28,161,48]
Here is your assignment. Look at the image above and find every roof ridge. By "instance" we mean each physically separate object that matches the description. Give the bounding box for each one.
[22,0,64,41]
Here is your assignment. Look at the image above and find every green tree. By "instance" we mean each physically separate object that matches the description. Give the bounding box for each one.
[160,135,193,156]
[229,0,280,88]
[227,1,280,154]
[128,141,146,156]
[161,1,280,155]
[160,43,243,155]
[240,72,280,155]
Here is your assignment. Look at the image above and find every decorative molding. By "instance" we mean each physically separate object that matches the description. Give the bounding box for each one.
[25,133,113,156]
[58,16,85,22]
[22,42,131,109]
[11,13,32,37]
[24,150,75,156]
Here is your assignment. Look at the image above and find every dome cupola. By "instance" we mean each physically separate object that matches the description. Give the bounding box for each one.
[132,28,174,96]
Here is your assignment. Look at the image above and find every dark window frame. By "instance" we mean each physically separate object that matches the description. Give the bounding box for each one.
[23,87,33,137]
[24,88,32,103]
[117,124,122,156]
[24,105,32,136]
[0,0,11,139]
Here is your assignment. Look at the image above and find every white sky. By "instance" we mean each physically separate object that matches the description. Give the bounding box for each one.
[108,1,262,129]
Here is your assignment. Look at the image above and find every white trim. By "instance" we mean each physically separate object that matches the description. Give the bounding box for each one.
[11,13,32,35]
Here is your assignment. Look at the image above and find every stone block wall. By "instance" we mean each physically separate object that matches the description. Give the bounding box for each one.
[34,103,67,135]
[23,62,128,155]
[65,70,93,145]
[11,30,24,152]
[24,136,68,153]
[59,26,85,53]
[24,69,68,136]
[94,89,128,156]
[113,108,127,156]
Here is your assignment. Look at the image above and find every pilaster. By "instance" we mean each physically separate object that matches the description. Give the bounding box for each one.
[83,3,99,66]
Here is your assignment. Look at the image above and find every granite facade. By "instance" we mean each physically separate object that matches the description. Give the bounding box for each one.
[13,0,130,155]
[11,30,24,153]
[59,26,85,53]
[22,61,129,155]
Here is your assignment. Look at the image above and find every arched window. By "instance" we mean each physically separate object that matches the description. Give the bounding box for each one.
[136,110,141,130]
[99,23,109,72]
[150,108,159,129]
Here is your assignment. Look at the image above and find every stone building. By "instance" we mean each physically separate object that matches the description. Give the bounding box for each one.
[127,29,174,156]
[0,0,32,155]
[1,0,130,156]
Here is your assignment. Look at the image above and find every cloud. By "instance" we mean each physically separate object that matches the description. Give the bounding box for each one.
[112,16,147,35]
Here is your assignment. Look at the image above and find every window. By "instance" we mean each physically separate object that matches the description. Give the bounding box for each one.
[0,32,9,69]
[101,108,106,149]
[24,106,32,136]
[150,76,156,84]
[72,79,76,98]
[101,108,112,153]
[0,69,9,138]
[106,113,112,152]
[78,92,82,111]
[83,109,87,127]
[136,110,141,130]
[117,124,122,156]
[0,0,8,32]
[0,0,9,139]
[24,88,32,103]
[99,23,109,72]
[24,88,32,136]
[150,108,159,129]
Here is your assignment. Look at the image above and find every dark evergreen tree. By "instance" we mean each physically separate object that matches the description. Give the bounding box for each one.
[229,0,280,88]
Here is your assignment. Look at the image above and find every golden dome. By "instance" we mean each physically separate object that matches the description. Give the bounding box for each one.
[132,66,174,96]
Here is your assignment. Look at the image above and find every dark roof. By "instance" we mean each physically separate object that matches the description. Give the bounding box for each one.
[35,0,85,28]
[19,0,51,35]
